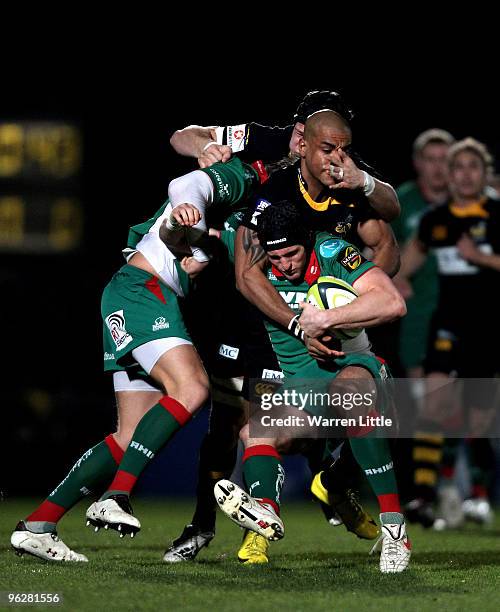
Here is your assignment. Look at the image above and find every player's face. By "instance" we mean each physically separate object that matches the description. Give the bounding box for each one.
[289,122,305,155]
[415,143,450,190]
[449,150,487,200]
[299,124,352,191]
[267,244,307,280]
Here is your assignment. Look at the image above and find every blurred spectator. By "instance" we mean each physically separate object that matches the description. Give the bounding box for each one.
[392,129,455,378]
[399,137,500,527]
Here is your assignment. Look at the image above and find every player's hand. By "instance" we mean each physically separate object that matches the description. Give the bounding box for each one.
[305,334,345,361]
[329,148,364,191]
[180,256,209,278]
[392,273,414,301]
[198,144,232,168]
[298,302,331,337]
[171,203,202,227]
[457,233,481,263]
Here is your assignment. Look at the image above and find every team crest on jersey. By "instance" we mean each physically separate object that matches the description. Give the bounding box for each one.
[319,239,344,258]
[341,246,362,271]
[335,220,352,236]
[432,225,447,241]
[105,310,133,351]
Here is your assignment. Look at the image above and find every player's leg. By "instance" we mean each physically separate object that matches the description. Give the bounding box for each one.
[404,317,460,527]
[215,425,285,542]
[310,441,379,539]
[11,374,161,561]
[87,341,209,534]
[330,364,411,573]
[163,376,246,562]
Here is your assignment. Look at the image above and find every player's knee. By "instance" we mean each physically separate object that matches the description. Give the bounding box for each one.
[112,430,132,450]
[173,377,210,414]
[239,423,250,445]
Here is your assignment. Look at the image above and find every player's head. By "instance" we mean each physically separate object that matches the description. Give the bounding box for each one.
[257,200,313,280]
[298,110,352,191]
[289,90,354,156]
[447,137,493,201]
[413,128,455,192]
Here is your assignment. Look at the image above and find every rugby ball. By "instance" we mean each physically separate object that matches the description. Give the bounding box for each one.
[306,276,362,340]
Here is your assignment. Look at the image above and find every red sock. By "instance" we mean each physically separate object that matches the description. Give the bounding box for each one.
[377,493,402,513]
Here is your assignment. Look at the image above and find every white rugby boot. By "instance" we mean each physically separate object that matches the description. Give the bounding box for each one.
[370,516,411,573]
[11,521,88,562]
[214,479,284,541]
[86,494,140,537]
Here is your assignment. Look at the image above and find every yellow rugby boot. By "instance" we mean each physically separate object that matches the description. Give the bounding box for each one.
[237,529,269,564]
[311,472,380,540]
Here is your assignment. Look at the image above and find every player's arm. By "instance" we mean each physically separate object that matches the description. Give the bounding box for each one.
[457,233,500,271]
[330,148,400,222]
[391,236,429,299]
[299,266,406,338]
[235,225,295,327]
[169,125,232,168]
[357,218,400,277]
[160,169,215,262]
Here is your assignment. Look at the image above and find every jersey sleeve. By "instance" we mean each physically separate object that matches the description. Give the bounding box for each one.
[215,122,293,162]
[218,230,236,264]
[316,234,376,285]
[199,157,259,206]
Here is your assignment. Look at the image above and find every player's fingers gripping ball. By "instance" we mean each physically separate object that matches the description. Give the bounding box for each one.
[306,276,362,341]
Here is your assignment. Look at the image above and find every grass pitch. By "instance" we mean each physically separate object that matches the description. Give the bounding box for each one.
[0,498,499,611]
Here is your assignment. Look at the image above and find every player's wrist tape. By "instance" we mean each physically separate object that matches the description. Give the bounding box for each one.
[288,314,304,341]
[202,141,218,152]
[363,171,376,196]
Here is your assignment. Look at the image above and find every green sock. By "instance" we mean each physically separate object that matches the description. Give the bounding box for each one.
[242,445,284,513]
[102,396,191,499]
[25,435,124,532]
[349,436,401,513]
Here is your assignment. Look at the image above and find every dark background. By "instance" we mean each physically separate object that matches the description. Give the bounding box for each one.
[2,67,498,498]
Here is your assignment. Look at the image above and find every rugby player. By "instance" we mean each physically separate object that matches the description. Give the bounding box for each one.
[214,201,411,573]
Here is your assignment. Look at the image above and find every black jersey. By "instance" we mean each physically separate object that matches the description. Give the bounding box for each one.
[241,161,376,249]
[418,198,500,319]
[217,122,293,163]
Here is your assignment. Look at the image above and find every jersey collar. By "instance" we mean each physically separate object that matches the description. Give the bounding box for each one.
[271,249,320,285]
[449,196,489,218]
[297,168,341,211]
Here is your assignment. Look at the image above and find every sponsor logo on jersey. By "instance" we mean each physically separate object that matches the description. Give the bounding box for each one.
[218,344,240,360]
[267,270,278,281]
[262,369,284,380]
[340,246,362,271]
[250,199,271,226]
[227,124,246,152]
[319,239,344,258]
[105,310,133,351]
[208,168,230,200]
[152,316,170,331]
[279,291,307,309]
[469,222,487,239]
[104,352,115,361]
